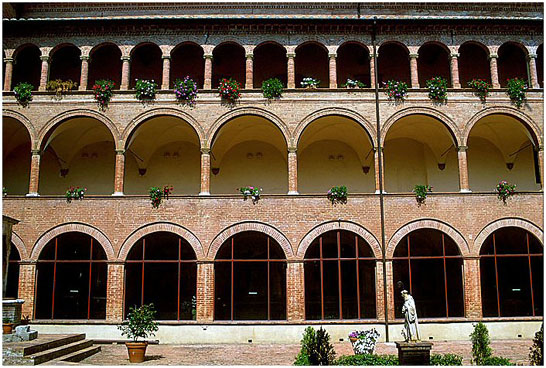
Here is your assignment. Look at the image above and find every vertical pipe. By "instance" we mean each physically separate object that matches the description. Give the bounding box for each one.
[493,234,501,317]
[337,231,343,319]
[87,239,93,319]
[526,233,535,316]
[178,239,181,321]
[320,236,324,320]
[51,238,58,319]
[231,237,234,321]
[267,237,271,320]
[355,235,361,319]
[442,234,449,317]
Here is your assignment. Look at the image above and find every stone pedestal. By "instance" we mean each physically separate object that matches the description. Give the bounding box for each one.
[2,299,24,325]
[395,341,433,366]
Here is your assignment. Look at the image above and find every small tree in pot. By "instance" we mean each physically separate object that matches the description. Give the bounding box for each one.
[118,303,159,363]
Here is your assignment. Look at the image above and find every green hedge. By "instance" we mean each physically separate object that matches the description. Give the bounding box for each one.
[430,353,463,366]
[335,354,399,366]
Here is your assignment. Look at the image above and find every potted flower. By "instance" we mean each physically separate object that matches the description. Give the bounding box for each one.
[65,186,87,203]
[3,317,14,335]
[383,80,408,101]
[426,76,448,103]
[117,304,159,363]
[92,79,115,110]
[46,79,78,98]
[467,78,492,102]
[149,185,173,209]
[301,77,320,89]
[327,185,348,205]
[13,82,34,107]
[238,186,262,204]
[342,79,366,89]
[413,184,432,206]
[348,329,380,355]
[506,78,528,108]
[135,79,158,102]
[496,180,516,204]
[173,76,198,107]
[261,77,283,100]
[218,78,241,103]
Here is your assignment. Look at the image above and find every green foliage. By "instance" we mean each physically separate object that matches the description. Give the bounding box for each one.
[383,80,408,101]
[327,185,348,205]
[430,353,463,366]
[301,77,320,88]
[496,180,516,204]
[118,303,159,342]
[482,356,515,366]
[261,77,283,99]
[426,76,448,103]
[293,326,336,366]
[65,186,86,203]
[470,322,492,365]
[135,79,158,101]
[13,82,33,107]
[335,354,399,366]
[173,76,198,106]
[218,77,241,102]
[413,184,432,206]
[149,185,173,209]
[467,79,492,102]
[506,77,527,108]
[92,79,115,110]
[529,324,543,366]
[342,79,366,88]
[238,186,262,204]
[46,79,78,98]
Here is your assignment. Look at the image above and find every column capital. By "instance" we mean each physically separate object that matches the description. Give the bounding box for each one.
[39,55,49,62]
[457,145,468,152]
[120,55,130,62]
[4,57,14,63]
[115,149,125,155]
[450,53,460,59]
[203,54,213,60]
[161,55,171,60]
[409,53,419,59]
[245,53,254,59]
[31,149,41,156]
[328,53,337,58]
[488,53,498,59]
[288,147,297,154]
[373,146,384,152]
[80,55,90,61]
[527,53,538,60]
[537,144,544,151]
[200,148,211,155]
[286,53,296,58]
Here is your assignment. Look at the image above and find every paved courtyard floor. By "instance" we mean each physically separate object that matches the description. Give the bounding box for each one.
[81,339,533,365]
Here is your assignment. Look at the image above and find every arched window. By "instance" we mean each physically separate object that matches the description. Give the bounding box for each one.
[125,232,197,320]
[214,231,286,320]
[88,43,122,89]
[49,45,81,83]
[212,43,245,89]
[304,230,376,320]
[130,43,162,89]
[5,242,20,299]
[171,43,205,89]
[35,232,107,319]
[337,42,371,87]
[458,42,491,86]
[253,42,287,87]
[392,229,464,318]
[377,42,410,86]
[480,227,543,317]
[418,43,451,87]
[295,43,329,88]
[498,43,528,87]
[12,45,41,89]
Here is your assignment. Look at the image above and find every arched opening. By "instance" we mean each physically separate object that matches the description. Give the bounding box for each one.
[49,44,81,83]
[12,44,41,90]
[384,115,459,193]
[88,43,122,90]
[537,44,543,88]
[171,43,205,89]
[3,117,31,195]
[39,117,115,195]
[418,43,451,87]
[124,116,201,195]
[4,242,20,299]
[467,114,540,191]
[298,116,375,193]
[377,42,410,86]
[130,43,162,89]
[35,232,107,319]
[212,42,245,89]
[498,42,528,87]
[214,231,286,320]
[459,42,491,86]
[304,230,376,320]
[125,231,197,320]
[337,42,371,87]
[210,116,288,194]
[392,228,464,318]
[480,227,542,317]
[295,42,329,88]
[253,42,287,88]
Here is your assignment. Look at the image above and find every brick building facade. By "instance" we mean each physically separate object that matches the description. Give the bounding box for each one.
[2,3,544,343]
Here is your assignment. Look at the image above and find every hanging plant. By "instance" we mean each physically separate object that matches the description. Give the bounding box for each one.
[173,76,198,107]
[301,77,320,89]
[496,180,516,204]
[135,79,158,102]
[467,79,492,102]
[92,79,115,110]
[426,76,448,103]
[327,185,348,205]
[46,79,78,98]
[13,82,33,107]
[149,185,173,209]
[66,186,87,203]
[218,78,241,103]
[261,77,283,99]
[383,80,408,101]
[506,78,528,108]
[238,186,262,204]
[342,79,366,89]
[413,185,432,206]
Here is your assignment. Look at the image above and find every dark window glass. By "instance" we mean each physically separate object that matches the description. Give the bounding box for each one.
[144,232,179,260]
[35,263,54,319]
[411,259,446,318]
[340,232,356,258]
[124,263,143,316]
[179,263,197,320]
[233,232,267,259]
[56,233,91,260]
[127,241,143,260]
[480,258,498,317]
[214,262,232,320]
[445,259,464,317]
[144,263,178,320]
[359,260,376,318]
[233,262,268,320]
[531,256,543,316]
[6,243,20,299]
[304,260,322,320]
[322,231,338,258]
[305,238,320,259]
[341,260,358,319]
[323,261,340,319]
[54,263,90,319]
[90,263,107,319]
[269,262,287,320]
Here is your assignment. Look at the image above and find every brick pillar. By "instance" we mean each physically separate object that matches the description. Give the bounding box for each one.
[120,56,130,90]
[203,54,213,89]
[288,149,298,195]
[39,55,49,91]
[199,149,211,196]
[287,53,296,89]
[450,53,461,88]
[245,54,253,89]
[379,260,395,322]
[106,263,124,322]
[457,146,471,193]
[374,147,384,194]
[537,146,544,189]
[489,53,500,89]
[528,54,539,89]
[113,149,125,196]
[27,150,41,196]
[18,263,36,319]
[161,55,171,90]
[369,53,377,89]
[328,53,337,89]
[409,53,419,88]
[78,56,89,91]
[196,262,214,322]
[463,258,482,319]
[4,57,14,91]
[286,261,305,321]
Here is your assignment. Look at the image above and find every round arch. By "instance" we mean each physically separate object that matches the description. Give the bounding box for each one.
[89,41,121,56]
[255,40,287,52]
[11,231,29,260]
[48,42,80,57]
[295,41,329,53]
[377,40,410,53]
[129,41,161,56]
[118,222,204,260]
[473,218,543,256]
[457,40,490,55]
[387,219,469,258]
[31,223,115,261]
[499,41,530,56]
[296,220,381,259]
[2,110,37,149]
[418,41,451,54]
[211,40,245,53]
[12,43,41,58]
[208,221,293,260]
[171,41,203,55]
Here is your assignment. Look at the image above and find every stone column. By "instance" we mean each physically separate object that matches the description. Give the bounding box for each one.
[328,53,337,89]
[18,262,36,319]
[106,263,124,322]
[287,53,296,89]
[286,261,305,321]
[161,55,171,90]
[245,53,253,89]
[374,147,385,194]
[379,260,395,322]
[457,146,471,193]
[288,149,298,195]
[39,55,50,91]
[120,56,130,90]
[409,53,419,88]
[27,150,41,197]
[196,262,214,322]
[78,55,90,91]
[489,53,500,89]
[528,54,539,89]
[450,53,461,88]
[203,54,213,89]
[4,57,14,91]
[537,146,544,189]
[200,149,211,196]
[113,149,125,196]
[463,258,482,319]
[369,53,377,89]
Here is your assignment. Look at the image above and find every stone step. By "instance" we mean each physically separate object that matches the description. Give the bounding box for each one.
[28,340,93,365]
[46,345,101,364]
[23,334,86,357]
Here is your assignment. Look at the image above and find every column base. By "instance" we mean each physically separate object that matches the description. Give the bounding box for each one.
[287,191,299,195]
[459,189,472,193]
[375,190,387,194]
[199,191,211,196]
[111,192,124,196]
[25,192,40,197]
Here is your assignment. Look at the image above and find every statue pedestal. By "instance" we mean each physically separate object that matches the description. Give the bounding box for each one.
[395,341,433,366]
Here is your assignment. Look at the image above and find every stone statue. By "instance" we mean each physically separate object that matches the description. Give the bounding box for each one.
[401,290,420,342]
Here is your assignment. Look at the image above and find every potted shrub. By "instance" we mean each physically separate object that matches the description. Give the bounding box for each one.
[117,304,159,363]
[92,79,115,110]
[496,180,516,204]
[413,184,432,206]
[173,76,198,107]
[135,79,158,102]
[506,77,528,108]
[261,77,283,100]
[301,77,320,89]
[467,78,492,102]
[383,80,408,101]
[238,186,262,204]
[65,186,87,203]
[3,317,14,335]
[218,78,241,103]
[149,185,173,209]
[46,79,78,98]
[13,82,34,107]
[426,76,448,104]
[342,78,366,89]
[327,185,348,205]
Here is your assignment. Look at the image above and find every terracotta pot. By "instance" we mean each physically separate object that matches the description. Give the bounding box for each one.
[3,323,14,335]
[349,337,358,343]
[125,341,148,363]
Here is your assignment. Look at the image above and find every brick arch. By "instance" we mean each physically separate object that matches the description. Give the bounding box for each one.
[462,106,542,147]
[386,219,469,258]
[377,40,410,54]
[473,218,543,257]
[3,109,38,149]
[49,42,81,57]
[296,221,382,259]
[294,107,377,148]
[295,40,329,53]
[207,221,293,260]
[212,40,245,52]
[381,107,461,147]
[206,107,290,149]
[499,41,530,56]
[171,41,204,55]
[122,108,205,148]
[11,231,29,261]
[418,40,451,54]
[31,223,115,261]
[457,40,490,55]
[255,40,287,52]
[89,41,122,56]
[118,222,204,261]
[38,109,120,150]
[12,43,40,58]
